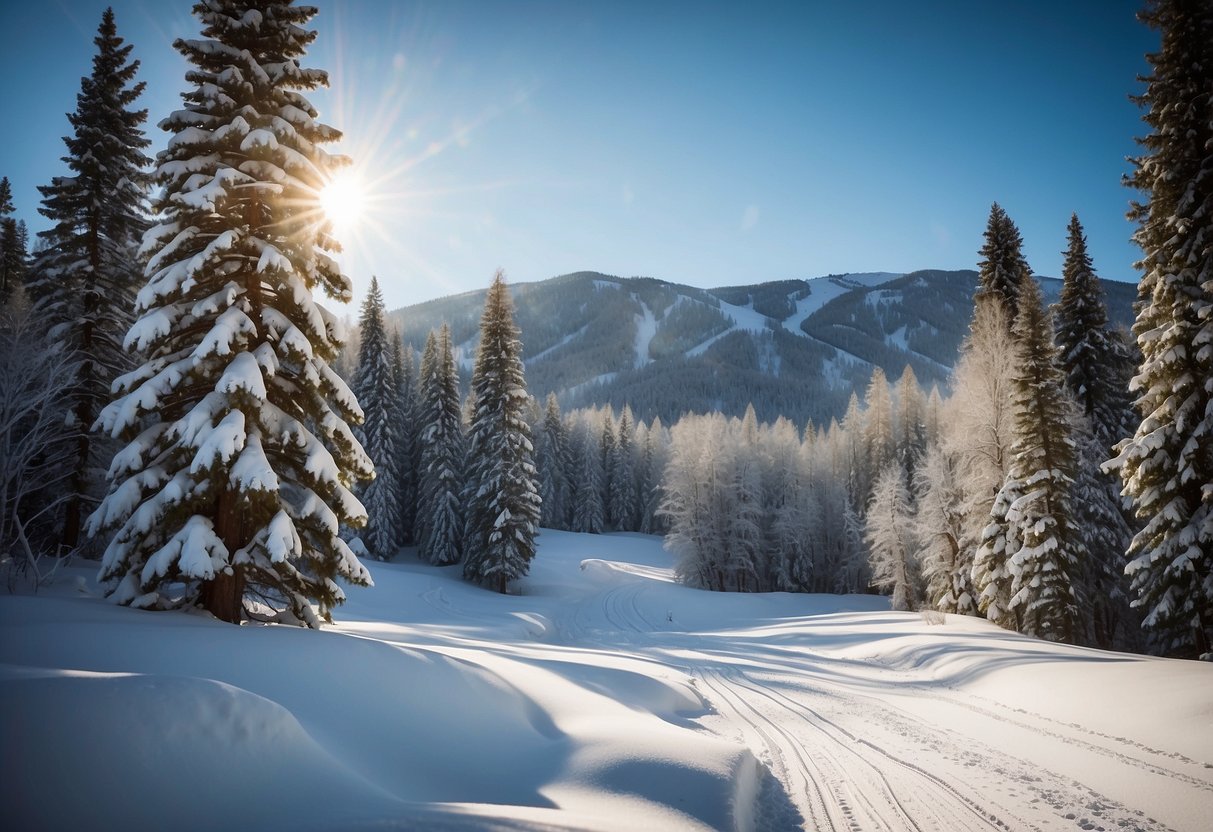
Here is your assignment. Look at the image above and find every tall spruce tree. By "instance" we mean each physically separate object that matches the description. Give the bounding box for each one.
[418,324,465,566]
[536,393,570,529]
[393,338,420,545]
[976,203,1032,322]
[978,279,1082,641]
[1110,0,1213,658]
[89,0,372,626]
[462,272,541,592]
[0,178,28,304]
[352,278,401,560]
[25,8,151,552]
[610,405,638,531]
[1054,213,1137,648]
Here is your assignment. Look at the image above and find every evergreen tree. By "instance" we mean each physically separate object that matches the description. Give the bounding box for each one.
[536,393,570,529]
[89,0,372,627]
[610,405,638,530]
[462,272,541,592]
[1054,213,1137,648]
[976,202,1032,322]
[0,178,28,304]
[1055,214,1136,448]
[980,279,1082,641]
[598,409,617,527]
[418,324,464,566]
[570,418,605,534]
[393,338,420,545]
[1111,0,1213,657]
[894,365,926,478]
[637,416,667,535]
[25,8,151,552]
[352,278,401,560]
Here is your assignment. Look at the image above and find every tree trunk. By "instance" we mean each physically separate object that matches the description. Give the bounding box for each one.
[201,487,246,623]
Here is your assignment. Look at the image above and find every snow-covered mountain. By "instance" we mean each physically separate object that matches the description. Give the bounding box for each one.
[388,270,1137,425]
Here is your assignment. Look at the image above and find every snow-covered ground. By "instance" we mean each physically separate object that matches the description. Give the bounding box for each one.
[2,531,1210,831]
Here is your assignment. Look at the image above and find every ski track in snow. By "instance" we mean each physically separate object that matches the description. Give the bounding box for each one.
[545,546,1205,832]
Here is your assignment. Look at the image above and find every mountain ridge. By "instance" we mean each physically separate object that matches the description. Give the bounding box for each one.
[385,269,1137,426]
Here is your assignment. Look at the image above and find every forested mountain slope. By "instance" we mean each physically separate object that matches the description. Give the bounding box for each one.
[387,270,1137,426]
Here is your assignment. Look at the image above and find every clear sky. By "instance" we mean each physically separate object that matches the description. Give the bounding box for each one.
[1,0,1155,312]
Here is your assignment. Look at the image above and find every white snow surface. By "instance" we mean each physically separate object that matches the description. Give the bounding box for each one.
[2,531,1210,831]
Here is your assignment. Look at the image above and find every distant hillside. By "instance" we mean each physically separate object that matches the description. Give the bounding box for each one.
[386,270,1137,427]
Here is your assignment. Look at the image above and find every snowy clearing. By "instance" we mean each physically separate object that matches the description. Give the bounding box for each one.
[1,531,1210,831]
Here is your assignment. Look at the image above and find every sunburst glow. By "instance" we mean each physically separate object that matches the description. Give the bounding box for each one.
[319,171,366,232]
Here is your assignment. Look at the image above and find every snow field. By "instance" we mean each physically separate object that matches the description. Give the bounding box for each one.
[2,530,1211,831]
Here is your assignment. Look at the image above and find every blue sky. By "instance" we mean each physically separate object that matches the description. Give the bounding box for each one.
[1,1,1154,311]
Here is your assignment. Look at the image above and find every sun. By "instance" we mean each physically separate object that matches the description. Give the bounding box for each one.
[319,170,366,232]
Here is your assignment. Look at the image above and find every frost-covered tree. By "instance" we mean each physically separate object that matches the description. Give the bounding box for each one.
[89,0,372,626]
[417,324,464,566]
[765,417,814,592]
[0,295,76,572]
[864,367,895,480]
[865,464,920,611]
[976,202,1032,323]
[352,278,400,560]
[23,8,151,551]
[462,272,541,592]
[914,444,976,614]
[943,296,1017,615]
[979,279,1082,641]
[1108,0,1213,657]
[894,365,926,477]
[610,405,638,531]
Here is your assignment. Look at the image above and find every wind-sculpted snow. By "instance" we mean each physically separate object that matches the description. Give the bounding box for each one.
[1,531,1210,830]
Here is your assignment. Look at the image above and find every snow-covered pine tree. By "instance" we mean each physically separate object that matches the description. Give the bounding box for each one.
[392,337,420,546]
[24,9,151,552]
[637,416,668,535]
[413,329,438,547]
[865,464,920,611]
[1110,0,1213,658]
[1055,214,1136,448]
[1005,278,1082,641]
[462,271,541,592]
[352,278,400,560]
[90,0,372,626]
[983,278,1083,641]
[570,417,605,534]
[972,475,1021,631]
[418,324,464,566]
[598,409,617,528]
[977,202,1032,323]
[894,365,926,479]
[536,393,570,529]
[610,405,638,531]
[1054,213,1137,648]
